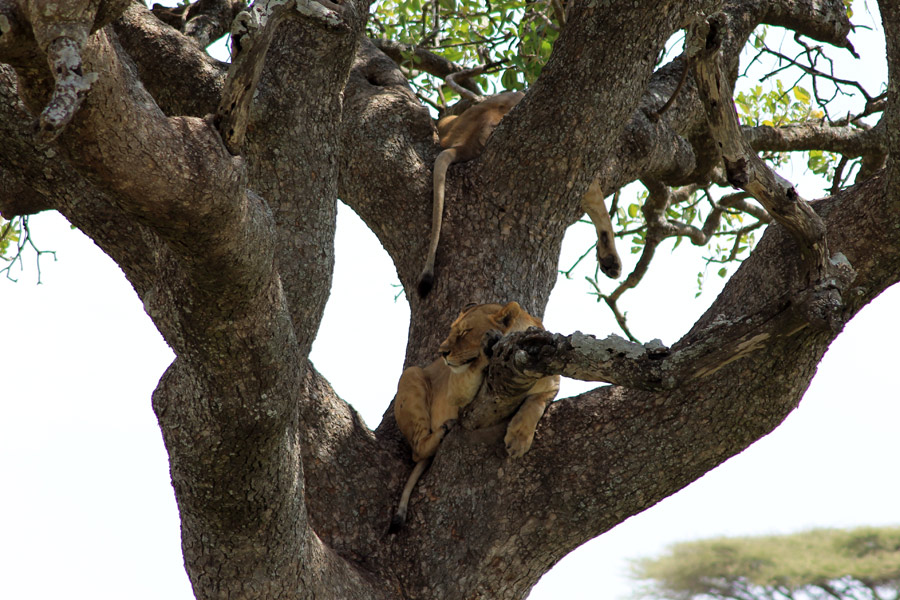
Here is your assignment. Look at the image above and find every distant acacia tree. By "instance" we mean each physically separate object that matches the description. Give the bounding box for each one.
[632,527,900,600]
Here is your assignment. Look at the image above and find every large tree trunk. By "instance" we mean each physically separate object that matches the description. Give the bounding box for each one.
[1,0,897,598]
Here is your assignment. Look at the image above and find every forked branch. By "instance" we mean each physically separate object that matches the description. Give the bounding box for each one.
[217,0,349,153]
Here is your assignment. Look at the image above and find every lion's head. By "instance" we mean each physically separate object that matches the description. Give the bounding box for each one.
[438,301,541,372]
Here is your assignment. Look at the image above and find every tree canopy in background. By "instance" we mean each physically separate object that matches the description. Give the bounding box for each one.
[3,0,885,339]
[365,0,879,337]
[632,527,900,600]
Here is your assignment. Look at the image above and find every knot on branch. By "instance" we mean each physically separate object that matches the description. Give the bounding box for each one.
[723,157,749,188]
[2,0,129,143]
[793,252,857,332]
[459,328,554,430]
[489,328,557,392]
[36,36,98,144]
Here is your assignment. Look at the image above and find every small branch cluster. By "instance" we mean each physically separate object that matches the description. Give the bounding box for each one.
[151,0,246,49]
[740,29,888,194]
[749,33,882,125]
[576,183,770,342]
[0,216,56,283]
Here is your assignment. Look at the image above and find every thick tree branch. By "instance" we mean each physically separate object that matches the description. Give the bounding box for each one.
[3,1,384,595]
[458,329,670,430]
[1,11,248,277]
[690,13,829,281]
[744,121,886,157]
[461,240,854,429]
[0,65,159,291]
[340,38,464,364]
[239,6,364,358]
[6,0,129,142]
[879,0,900,169]
[114,2,227,117]
[218,0,350,152]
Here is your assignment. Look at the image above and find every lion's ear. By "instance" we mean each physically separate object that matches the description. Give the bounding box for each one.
[494,301,523,329]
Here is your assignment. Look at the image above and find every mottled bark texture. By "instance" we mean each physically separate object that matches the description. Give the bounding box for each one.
[1,0,897,599]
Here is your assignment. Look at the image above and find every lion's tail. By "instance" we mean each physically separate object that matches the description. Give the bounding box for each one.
[418,148,458,297]
[388,458,431,533]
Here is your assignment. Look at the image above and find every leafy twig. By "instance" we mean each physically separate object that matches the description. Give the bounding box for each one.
[1,217,57,284]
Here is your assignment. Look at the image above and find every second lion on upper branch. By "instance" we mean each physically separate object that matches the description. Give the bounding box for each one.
[417,91,623,298]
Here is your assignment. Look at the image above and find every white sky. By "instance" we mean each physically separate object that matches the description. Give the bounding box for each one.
[1,3,897,599]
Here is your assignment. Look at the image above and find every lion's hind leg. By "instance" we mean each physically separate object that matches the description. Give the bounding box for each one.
[394,366,447,462]
[582,178,622,279]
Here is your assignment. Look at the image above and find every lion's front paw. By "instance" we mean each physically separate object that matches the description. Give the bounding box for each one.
[504,420,535,458]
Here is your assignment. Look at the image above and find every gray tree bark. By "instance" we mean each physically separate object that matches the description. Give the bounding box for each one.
[1,0,897,599]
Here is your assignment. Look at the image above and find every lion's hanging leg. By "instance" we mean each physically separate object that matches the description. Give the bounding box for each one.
[391,367,454,532]
[582,178,622,279]
[504,376,560,458]
[394,367,453,462]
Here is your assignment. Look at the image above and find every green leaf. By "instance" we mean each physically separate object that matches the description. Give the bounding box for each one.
[794,86,811,104]
[501,69,518,89]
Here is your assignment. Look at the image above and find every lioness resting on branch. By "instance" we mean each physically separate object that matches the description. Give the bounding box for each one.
[390,302,560,531]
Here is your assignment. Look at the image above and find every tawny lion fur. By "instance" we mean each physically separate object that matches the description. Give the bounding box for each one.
[417,91,622,297]
[389,302,560,531]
